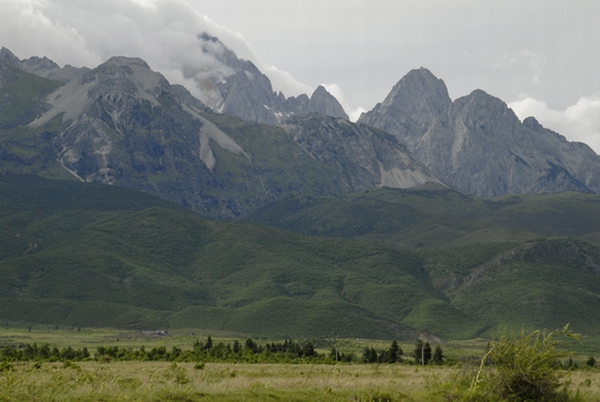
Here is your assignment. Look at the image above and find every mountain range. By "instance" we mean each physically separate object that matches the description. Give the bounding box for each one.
[359,68,600,197]
[2,36,600,340]
[0,46,436,219]
[195,33,349,124]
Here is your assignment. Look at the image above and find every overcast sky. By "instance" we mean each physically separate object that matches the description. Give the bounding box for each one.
[2,0,600,152]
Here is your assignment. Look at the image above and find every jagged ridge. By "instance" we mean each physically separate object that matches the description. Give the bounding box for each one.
[0,48,438,218]
[359,68,600,197]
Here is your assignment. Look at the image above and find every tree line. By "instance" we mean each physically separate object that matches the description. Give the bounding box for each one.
[0,336,445,365]
[413,339,444,365]
[0,337,322,364]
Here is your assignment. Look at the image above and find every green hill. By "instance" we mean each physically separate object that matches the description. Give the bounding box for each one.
[3,174,600,340]
[0,174,431,339]
[242,185,600,248]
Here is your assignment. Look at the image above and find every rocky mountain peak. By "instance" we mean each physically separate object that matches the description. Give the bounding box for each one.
[19,55,60,75]
[455,89,509,111]
[198,32,245,72]
[193,35,348,124]
[307,86,349,120]
[450,89,521,134]
[282,113,443,189]
[0,47,60,76]
[378,67,451,114]
[0,47,20,66]
[357,68,451,144]
[359,68,600,197]
[523,116,543,132]
[82,56,171,98]
[0,47,84,83]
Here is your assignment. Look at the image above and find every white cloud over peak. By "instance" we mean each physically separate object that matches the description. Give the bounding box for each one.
[322,83,365,122]
[509,95,600,154]
[0,0,312,100]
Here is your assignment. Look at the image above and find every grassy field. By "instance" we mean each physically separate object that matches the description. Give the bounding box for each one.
[0,360,436,401]
[2,327,600,401]
[1,360,600,401]
[2,326,599,359]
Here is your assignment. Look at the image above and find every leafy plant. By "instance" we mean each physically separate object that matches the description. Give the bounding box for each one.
[478,325,578,401]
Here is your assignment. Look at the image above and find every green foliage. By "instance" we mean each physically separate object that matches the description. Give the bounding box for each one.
[414,340,432,365]
[0,65,63,128]
[0,336,333,365]
[0,175,431,338]
[432,345,444,365]
[0,343,90,362]
[475,326,578,401]
[244,186,600,249]
[3,175,600,340]
[361,341,404,364]
[63,337,330,364]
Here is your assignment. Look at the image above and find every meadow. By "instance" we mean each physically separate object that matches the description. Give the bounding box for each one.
[1,327,600,401]
[0,360,448,401]
[2,359,600,401]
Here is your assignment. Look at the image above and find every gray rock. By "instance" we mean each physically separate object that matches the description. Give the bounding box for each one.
[0,50,439,219]
[302,86,349,120]
[359,68,600,196]
[0,46,84,83]
[359,67,451,149]
[281,114,442,190]
[197,34,348,124]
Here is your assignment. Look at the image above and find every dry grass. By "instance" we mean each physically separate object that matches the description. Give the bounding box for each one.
[0,361,453,401]
[569,370,600,400]
[1,360,599,401]
[2,327,600,401]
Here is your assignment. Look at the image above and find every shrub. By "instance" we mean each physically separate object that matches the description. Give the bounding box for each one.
[482,325,577,401]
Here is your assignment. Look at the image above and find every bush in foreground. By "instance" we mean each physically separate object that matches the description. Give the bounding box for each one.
[438,325,582,402]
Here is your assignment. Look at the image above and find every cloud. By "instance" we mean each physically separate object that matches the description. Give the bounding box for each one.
[322,83,366,122]
[493,49,545,85]
[0,0,311,100]
[263,65,313,98]
[509,95,600,154]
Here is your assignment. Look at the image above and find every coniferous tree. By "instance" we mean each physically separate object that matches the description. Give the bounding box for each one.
[414,339,424,364]
[389,340,399,363]
[586,356,596,367]
[303,341,316,357]
[423,342,432,365]
[362,347,379,363]
[362,347,370,363]
[232,340,241,354]
[370,347,379,363]
[432,345,444,365]
[330,347,339,361]
[414,340,432,365]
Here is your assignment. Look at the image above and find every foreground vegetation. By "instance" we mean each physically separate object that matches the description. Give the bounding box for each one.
[0,361,443,401]
[1,326,599,401]
[1,359,599,401]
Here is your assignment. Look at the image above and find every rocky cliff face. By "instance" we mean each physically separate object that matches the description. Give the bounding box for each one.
[281,114,442,189]
[359,68,600,196]
[0,46,85,83]
[0,50,436,218]
[195,34,349,124]
[359,67,451,149]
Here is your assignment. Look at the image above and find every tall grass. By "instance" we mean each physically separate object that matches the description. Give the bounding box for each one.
[0,361,444,401]
[1,360,598,401]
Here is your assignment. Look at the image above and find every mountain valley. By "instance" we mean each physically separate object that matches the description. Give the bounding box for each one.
[2,39,600,341]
